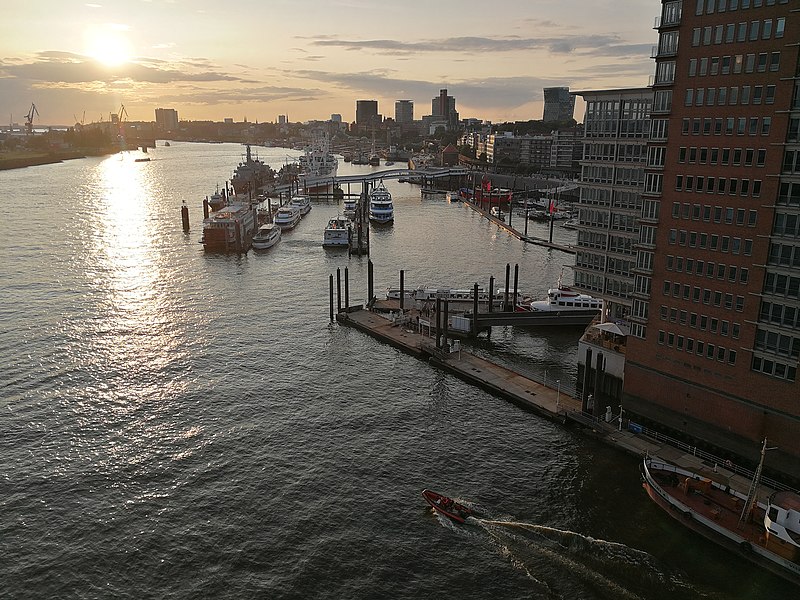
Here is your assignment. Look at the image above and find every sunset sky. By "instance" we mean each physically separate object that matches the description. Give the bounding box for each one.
[1,0,658,126]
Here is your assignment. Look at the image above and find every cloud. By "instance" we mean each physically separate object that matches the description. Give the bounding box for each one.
[0,52,242,85]
[306,34,643,57]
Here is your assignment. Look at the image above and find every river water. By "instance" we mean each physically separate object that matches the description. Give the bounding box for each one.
[0,142,793,599]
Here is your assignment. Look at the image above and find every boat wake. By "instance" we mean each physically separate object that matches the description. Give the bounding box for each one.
[435,511,707,600]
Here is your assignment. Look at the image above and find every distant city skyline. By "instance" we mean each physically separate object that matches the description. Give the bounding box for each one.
[1,0,657,126]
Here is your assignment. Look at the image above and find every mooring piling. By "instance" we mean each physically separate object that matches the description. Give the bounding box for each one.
[344,266,350,309]
[336,268,342,312]
[181,201,190,231]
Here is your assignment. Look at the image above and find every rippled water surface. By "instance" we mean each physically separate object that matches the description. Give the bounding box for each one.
[1,143,794,599]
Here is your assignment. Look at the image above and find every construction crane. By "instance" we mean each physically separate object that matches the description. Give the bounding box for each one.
[25,103,39,135]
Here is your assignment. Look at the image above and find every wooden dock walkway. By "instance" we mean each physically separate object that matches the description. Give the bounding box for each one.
[336,306,580,422]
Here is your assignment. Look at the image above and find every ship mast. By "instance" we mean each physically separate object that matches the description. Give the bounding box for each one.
[738,438,774,526]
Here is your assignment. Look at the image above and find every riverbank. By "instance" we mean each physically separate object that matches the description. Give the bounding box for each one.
[0,148,118,170]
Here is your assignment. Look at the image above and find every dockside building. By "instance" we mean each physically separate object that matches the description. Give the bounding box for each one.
[624,0,800,479]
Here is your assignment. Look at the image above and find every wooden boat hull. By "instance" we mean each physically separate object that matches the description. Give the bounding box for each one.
[641,459,800,586]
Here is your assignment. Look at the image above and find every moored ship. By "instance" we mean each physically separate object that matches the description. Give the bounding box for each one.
[200,202,258,252]
[299,132,338,193]
[641,444,800,587]
[274,205,302,230]
[230,144,274,196]
[368,181,393,225]
[322,215,350,247]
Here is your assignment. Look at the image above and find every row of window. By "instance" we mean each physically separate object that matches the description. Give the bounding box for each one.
[667,229,754,256]
[687,53,780,80]
[773,212,800,238]
[657,329,738,365]
[759,300,800,330]
[675,175,762,198]
[754,328,800,360]
[763,272,800,299]
[678,146,766,167]
[768,242,800,268]
[671,203,758,227]
[577,232,636,256]
[751,355,796,382]
[685,113,772,136]
[660,305,742,337]
[691,18,786,47]
[663,280,746,312]
[682,114,772,136]
[580,166,645,186]
[783,150,800,174]
[778,182,800,207]
[579,188,642,211]
[582,143,647,163]
[694,0,789,18]
[666,254,750,285]
[685,85,776,108]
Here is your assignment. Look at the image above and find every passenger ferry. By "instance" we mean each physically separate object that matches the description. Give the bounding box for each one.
[528,286,602,313]
[368,181,394,224]
[289,195,312,216]
[251,223,281,250]
[274,206,302,230]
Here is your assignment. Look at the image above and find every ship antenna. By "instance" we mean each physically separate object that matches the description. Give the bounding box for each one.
[738,438,777,527]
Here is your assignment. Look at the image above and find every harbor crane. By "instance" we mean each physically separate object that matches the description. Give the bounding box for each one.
[25,103,39,135]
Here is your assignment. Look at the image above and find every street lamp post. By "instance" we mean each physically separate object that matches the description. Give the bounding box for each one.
[556,379,561,413]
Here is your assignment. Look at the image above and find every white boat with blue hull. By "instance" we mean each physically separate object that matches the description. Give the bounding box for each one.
[368,181,393,224]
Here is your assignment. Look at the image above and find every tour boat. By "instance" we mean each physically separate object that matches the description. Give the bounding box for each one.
[289,195,312,216]
[200,202,257,252]
[422,489,480,524]
[322,215,350,247]
[274,205,302,230]
[525,270,602,314]
[251,223,281,250]
[528,286,602,313]
[641,443,800,587]
[368,181,394,224]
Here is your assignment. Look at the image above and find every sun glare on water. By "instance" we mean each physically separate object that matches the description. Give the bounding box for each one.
[84,25,133,67]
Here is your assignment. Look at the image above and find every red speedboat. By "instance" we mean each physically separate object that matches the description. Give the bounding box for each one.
[422,489,479,524]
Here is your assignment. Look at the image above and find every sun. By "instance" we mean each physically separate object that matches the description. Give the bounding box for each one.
[84,24,133,67]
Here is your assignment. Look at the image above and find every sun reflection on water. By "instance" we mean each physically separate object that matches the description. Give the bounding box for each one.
[81,153,188,410]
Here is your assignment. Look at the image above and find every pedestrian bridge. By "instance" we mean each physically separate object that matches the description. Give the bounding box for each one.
[274,166,470,195]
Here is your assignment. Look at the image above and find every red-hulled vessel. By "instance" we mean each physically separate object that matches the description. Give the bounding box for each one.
[422,489,479,524]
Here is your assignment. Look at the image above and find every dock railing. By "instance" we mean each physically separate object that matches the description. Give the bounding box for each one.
[630,422,796,493]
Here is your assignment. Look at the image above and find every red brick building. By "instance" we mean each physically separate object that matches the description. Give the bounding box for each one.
[624,0,800,479]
